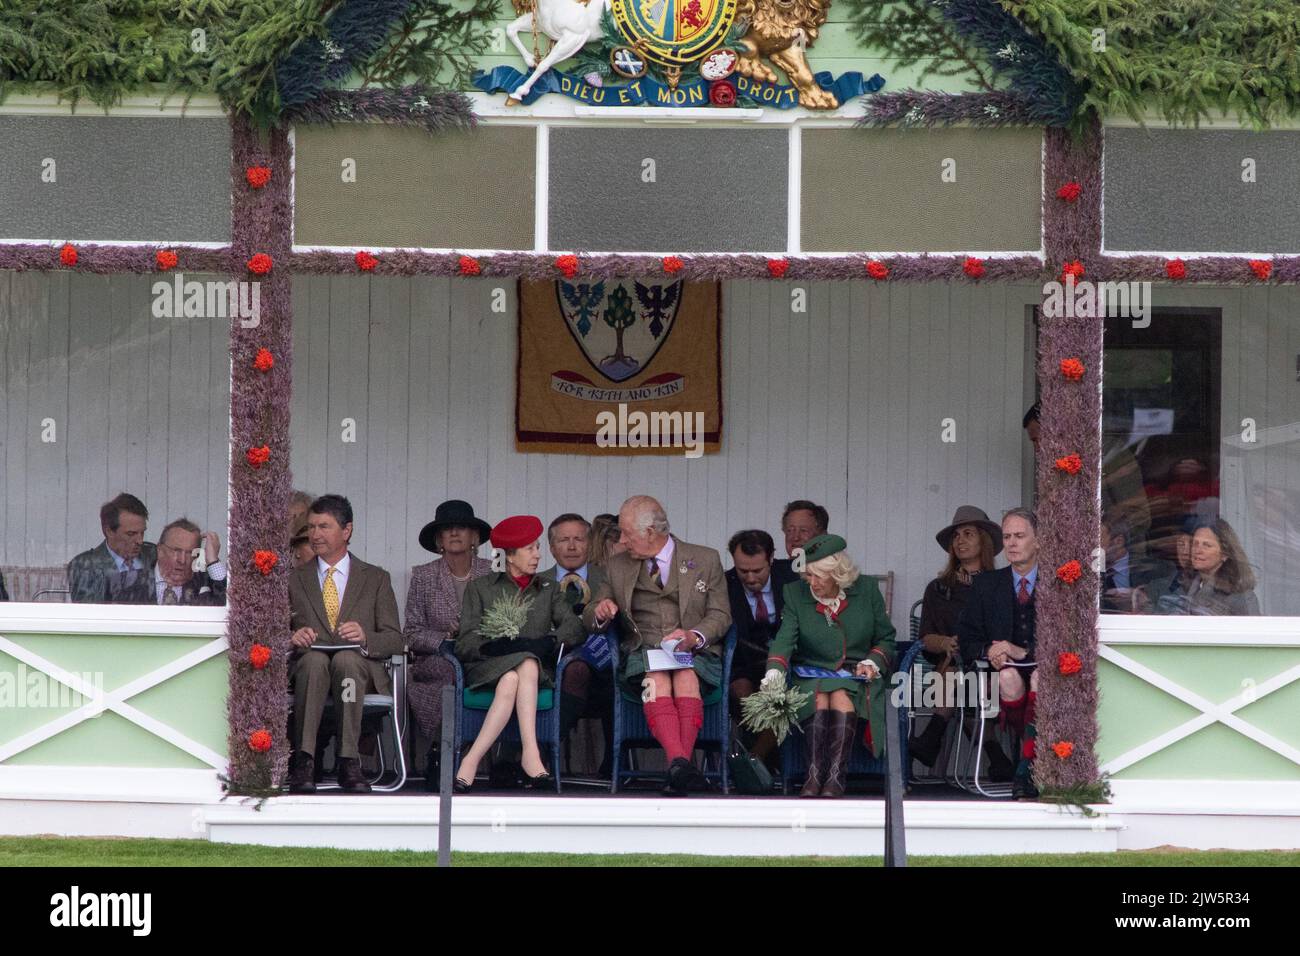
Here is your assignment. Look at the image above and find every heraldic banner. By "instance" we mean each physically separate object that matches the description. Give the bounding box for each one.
[516,279,722,456]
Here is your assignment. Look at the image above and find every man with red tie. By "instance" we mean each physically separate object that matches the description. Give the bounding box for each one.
[958,507,1040,800]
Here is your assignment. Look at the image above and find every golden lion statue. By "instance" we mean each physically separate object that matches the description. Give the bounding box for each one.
[734,0,837,109]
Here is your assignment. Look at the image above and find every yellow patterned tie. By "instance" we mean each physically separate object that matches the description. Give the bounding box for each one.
[323,567,340,630]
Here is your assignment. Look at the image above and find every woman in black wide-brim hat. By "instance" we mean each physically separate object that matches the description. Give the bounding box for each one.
[404,500,494,792]
[907,505,1004,772]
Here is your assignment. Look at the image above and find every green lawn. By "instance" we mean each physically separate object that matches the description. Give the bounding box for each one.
[1,837,1297,867]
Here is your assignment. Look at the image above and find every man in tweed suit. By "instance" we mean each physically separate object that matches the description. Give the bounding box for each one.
[582,495,731,794]
[288,495,405,794]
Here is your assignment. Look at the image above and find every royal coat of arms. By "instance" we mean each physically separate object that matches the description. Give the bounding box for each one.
[612,0,738,71]
[477,0,884,109]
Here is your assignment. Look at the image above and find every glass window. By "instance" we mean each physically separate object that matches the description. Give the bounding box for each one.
[1101,308,1295,616]
[0,272,231,607]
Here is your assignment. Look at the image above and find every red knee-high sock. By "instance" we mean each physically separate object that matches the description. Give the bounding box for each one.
[676,697,704,758]
[644,698,686,761]
[1025,690,1037,726]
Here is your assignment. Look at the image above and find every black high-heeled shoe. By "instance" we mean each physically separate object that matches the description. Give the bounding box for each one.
[522,767,552,788]
[453,775,475,794]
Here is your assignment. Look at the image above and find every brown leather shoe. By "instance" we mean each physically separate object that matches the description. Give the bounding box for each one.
[799,711,829,798]
[288,751,316,794]
[337,756,372,793]
[820,712,856,798]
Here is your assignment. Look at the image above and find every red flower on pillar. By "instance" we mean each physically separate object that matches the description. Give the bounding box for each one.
[253,348,274,372]
[1060,358,1085,380]
[865,260,889,280]
[355,251,378,272]
[963,257,985,279]
[1249,259,1272,280]
[1054,453,1082,474]
[1056,181,1081,202]
[1060,260,1085,282]
[60,243,78,266]
[252,551,278,576]
[246,445,271,469]
[156,249,179,271]
[458,255,481,276]
[663,256,684,275]
[247,254,273,275]
[1059,652,1082,675]
[1056,560,1083,584]
[555,254,580,278]
[250,644,272,670]
[245,167,272,189]
[1052,741,1074,759]
[1165,258,1186,280]
[766,258,789,278]
[248,729,273,752]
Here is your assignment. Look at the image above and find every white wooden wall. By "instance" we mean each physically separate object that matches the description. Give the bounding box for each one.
[289,276,1040,629]
[10,272,1291,620]
[0,272,230,569]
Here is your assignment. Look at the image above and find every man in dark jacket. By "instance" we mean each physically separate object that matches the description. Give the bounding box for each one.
[958,507,1041,799]
[726,529,796,768]
[67,493,157,603]
[120,518,227,606]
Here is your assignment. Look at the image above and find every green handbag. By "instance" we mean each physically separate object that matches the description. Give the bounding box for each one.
[727,734,773,795]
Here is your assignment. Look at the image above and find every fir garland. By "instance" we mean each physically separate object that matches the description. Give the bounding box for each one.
[275,0,416,110]
[845,0,1081,128]
[0,0,337,126]
[282,84,476,133]
[0,0,495,127]
[351,0,501,94]
[1007,0,1300,131]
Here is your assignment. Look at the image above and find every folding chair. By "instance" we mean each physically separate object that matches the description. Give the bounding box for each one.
[440,641,563,793]
[295,652,409,792]
[947,659,1018,798]
[609,625,737,794]
[777,639,922,794]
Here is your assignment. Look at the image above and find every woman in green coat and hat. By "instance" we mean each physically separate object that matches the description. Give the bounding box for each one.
[762,533,896,798]
[453,515,584,791]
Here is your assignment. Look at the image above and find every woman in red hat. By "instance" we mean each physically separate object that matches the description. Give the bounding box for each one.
[452,515,584,790]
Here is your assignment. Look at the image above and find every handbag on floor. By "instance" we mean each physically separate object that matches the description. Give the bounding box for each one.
[727,734,773,795]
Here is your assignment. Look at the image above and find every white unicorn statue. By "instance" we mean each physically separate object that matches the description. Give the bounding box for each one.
[504,0,613,105]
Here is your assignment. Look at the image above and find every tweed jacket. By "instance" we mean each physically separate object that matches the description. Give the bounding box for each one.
[404,556,493,655]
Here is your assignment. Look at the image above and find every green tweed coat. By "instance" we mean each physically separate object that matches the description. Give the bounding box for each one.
[454,571,585,690]
[766,575,896,756]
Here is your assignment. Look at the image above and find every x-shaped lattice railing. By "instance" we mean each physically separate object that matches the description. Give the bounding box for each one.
[0,634,227,769]
[1099,644,1300,775]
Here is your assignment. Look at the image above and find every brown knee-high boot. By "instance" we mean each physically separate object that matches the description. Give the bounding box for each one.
[820,710,857,798]
[799,710,831,798]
